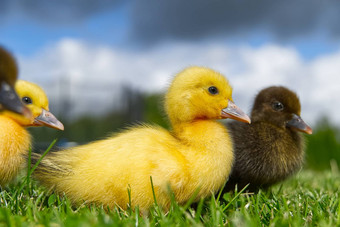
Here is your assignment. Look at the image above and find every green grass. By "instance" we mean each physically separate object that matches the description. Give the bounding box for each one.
[1,165,339,226]
[306,119,340,170]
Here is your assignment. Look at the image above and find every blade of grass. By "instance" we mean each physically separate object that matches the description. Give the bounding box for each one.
[135,205,139,227]
[216,181,227,202]
[150,176,162,217]
[222,184,249,212]
[29,139,58,175]
[166,183,180,214]
[337,195,340,225]
[26,147,32,195]
[182,186,201,211]
[195,198,204,223]
[16,139,58,195]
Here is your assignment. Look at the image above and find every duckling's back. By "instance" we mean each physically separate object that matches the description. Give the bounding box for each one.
[33,125,191,210]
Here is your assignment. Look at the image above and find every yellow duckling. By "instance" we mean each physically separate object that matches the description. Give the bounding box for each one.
[0,80,64,186]
[32,66,250,212]
[0,46,31,117]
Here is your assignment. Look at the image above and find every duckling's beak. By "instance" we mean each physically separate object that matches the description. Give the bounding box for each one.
[286,114,312,134]
[0,81,32,118]
[221,100,251,124]
[33,109,64,130]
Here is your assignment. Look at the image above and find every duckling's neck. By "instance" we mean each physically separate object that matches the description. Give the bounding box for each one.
[0,116,31,153]
[172,120,228,145]
[172,120,233,162]
[172,119,234,198]
[2,111,32,126]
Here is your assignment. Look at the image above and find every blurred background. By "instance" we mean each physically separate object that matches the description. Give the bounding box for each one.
[0,0,339,171]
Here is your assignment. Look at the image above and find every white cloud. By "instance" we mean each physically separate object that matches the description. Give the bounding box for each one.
[17,38,340,126]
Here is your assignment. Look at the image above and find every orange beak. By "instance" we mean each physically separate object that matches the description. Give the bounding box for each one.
[221,100,251,124]
[33,109,64,130]
[286,114,312,134]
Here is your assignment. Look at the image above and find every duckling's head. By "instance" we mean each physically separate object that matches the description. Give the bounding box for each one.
[3,80,64,130]
[0,46,31,117]
[165,66,250,125]
[0,46,17,86]
[251,86,312,134]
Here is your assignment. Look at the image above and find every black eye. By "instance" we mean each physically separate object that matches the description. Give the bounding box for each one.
[208,86,218,95]
[22,97,32,104]
[272,101,284,111]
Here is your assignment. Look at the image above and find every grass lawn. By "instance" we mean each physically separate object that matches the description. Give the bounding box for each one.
[0,167,339,226]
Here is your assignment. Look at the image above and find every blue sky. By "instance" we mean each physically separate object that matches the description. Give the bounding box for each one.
[1,0,339,125]
[0,3,129,55]
[1,1,339,58]
[1,15,338,60]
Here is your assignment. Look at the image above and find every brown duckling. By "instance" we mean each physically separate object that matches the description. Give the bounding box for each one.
[223,86,312,192]
[0,46,31,117]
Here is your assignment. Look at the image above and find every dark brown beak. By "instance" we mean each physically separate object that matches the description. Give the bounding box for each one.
[286,114,312,134]
[221,100,251,124]
[0,81,32,118]
[33,109,64,130]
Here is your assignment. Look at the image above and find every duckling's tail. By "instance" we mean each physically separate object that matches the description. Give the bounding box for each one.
[28,152,73,188]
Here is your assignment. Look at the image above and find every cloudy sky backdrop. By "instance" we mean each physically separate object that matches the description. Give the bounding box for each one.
[0,0,339,126]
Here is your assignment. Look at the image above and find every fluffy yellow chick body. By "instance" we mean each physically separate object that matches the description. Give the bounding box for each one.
[38,123,232,210]
[34,66,250,212]
[0,80,63,186]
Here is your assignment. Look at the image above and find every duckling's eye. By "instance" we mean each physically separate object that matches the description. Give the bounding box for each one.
[208,86,219,95]
[22,97,32,105]
[272,101,284,111]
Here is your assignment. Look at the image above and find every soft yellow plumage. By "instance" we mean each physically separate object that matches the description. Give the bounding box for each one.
[0,115,30,186]
[33,66,250,212]
[0,80,63,186]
